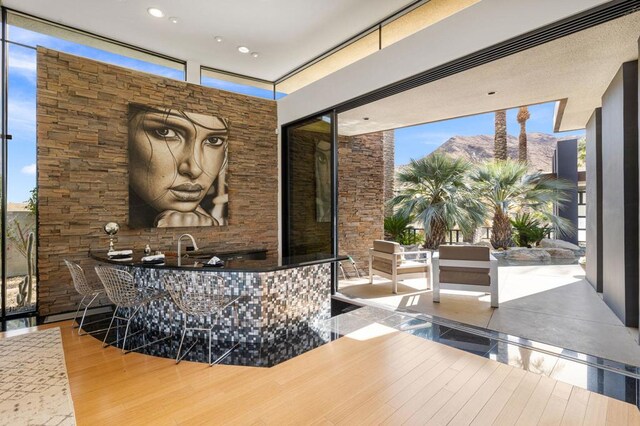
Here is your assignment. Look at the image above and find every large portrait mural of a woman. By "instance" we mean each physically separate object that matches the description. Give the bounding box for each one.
[128,103,229,228]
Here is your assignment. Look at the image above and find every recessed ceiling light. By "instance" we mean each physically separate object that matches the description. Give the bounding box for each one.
[237,46,250,54]
[147,7,164,18]
[168,17,178,24]
[251,52,259,58]
[214,36,223,43]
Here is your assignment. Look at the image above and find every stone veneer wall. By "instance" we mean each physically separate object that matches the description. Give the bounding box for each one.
[37,48,278,315]
[382,131,395,216]
[338,131,388,270]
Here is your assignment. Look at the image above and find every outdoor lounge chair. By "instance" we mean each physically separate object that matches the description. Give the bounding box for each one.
[368,240,430,294]
[431,245,498,307]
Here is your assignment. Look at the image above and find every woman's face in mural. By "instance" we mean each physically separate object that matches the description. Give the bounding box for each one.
[129,106,229,215]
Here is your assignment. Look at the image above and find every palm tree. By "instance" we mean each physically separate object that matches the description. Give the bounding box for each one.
[391,153,485,249]
[494,110,507,160]
[517,106,530,163]
[468,160,574,249]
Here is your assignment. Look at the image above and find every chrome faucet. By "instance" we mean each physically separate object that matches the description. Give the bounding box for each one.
[177,234,199,266]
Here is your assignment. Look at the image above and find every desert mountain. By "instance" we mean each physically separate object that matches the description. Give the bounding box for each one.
[401,133,579,173]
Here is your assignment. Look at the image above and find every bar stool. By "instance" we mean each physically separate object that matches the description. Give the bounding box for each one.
[64,259,105,335]
[162,271,241,366]
[95,266,169,354]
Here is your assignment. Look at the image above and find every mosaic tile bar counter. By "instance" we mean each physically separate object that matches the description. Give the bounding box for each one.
[91,254,336,346]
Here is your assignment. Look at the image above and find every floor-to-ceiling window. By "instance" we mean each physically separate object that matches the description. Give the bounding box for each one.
[0,10,185,319]
[4,39,36,315]
[201,67,278,100]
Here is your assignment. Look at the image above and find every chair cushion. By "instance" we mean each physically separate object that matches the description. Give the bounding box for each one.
[372,259,393,274]
[373,240,401,254]
[439,245,490,261]
[372,259,428,275]
[397,261,429,274]
[440,266,490,286]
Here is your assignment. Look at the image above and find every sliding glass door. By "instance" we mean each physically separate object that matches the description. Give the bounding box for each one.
[282,112,337,259]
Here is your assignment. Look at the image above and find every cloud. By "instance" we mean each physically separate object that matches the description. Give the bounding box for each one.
[7,47,38,87]
[8,44,37,80]
[6,98,36,141]
[9,54,37,74]
[21,163,36,175]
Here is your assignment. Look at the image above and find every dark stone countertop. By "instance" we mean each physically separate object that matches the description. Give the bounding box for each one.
[89,249,347,272]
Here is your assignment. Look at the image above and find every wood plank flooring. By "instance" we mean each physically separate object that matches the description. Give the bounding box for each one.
[2,321,638,425]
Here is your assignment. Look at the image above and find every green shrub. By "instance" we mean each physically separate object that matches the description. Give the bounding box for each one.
[384,214,411,241]
[384,214,425,245]
[511,213,550,247]
[397,230,425,246]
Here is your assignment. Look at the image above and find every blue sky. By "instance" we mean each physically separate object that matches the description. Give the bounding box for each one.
[7,42,37,204]
[6,24,584,202]
[6,26,185,203]
[394,103,584,166]
[6,25,283,203]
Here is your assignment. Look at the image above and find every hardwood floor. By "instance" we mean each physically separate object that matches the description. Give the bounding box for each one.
[3,321,639,425]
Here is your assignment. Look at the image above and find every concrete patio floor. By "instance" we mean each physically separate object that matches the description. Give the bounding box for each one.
[337,261,640,366]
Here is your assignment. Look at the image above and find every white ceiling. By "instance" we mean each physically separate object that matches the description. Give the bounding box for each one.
[338,11,640,135]
[4,0,415,81]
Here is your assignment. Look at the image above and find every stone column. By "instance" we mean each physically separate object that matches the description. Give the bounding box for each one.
[382,130,395,217]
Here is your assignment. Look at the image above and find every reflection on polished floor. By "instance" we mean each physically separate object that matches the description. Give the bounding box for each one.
[2,316,638,425]
[90,302,637,385]
[338,260,640,366]
[331,305,640,409]
[82,311,339,368]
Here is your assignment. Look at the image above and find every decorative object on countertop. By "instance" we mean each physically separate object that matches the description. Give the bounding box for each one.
[103,222,120,252]
[205,256,224,267]
[142,253,165,264]
[144,244,151,255]
[107,249,133,261]
[109,257,134,262]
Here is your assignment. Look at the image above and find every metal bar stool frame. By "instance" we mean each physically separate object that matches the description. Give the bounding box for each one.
[64,259,107,336]
[163,271,241,366]
[95,266,170,354]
